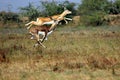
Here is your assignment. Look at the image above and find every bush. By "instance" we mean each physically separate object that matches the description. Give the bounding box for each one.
[81,11,106,26]
[77,0,112,26]
[19,3,40,21]
[0,11,19,24]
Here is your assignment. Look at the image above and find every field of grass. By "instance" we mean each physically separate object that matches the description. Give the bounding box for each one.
[0,26,120,80]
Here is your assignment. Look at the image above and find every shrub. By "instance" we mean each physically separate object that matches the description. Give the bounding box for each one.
[81,11,106,26]
[0,11,19,24]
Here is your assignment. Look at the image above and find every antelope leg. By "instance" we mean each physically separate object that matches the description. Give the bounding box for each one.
[34,41,46,48]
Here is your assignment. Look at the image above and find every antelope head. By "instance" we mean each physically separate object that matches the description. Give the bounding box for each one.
[64,9,72,15]
[62,5,72,15]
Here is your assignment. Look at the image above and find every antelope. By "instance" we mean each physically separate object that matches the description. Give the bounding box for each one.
[29,20,59,48]
[25,9,72,29]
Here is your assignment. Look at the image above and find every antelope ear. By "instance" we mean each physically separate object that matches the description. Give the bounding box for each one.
[62,5,67,11]
[64,7,67,10]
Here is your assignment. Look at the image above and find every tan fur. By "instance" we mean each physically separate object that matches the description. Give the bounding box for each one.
[25,10,72,29]
[29,25,50,48]
[29,20,59,48]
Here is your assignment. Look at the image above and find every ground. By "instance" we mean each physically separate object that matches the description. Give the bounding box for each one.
[0,26,120,80]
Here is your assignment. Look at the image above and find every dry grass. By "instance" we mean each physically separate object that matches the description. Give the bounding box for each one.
[0,26,120,80]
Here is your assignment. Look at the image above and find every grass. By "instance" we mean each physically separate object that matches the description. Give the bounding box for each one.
[0,26,120,80]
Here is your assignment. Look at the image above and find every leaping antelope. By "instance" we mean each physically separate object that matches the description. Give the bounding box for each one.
[29,20,59,48]
[25,9,72,29]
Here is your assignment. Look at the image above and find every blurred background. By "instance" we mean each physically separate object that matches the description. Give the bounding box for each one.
[0,0,120,28]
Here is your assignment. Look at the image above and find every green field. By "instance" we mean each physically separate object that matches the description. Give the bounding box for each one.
[0,26,120,80]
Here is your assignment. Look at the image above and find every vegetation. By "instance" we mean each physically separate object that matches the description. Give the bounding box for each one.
[0,26,120,80]
[0,11,19,23]
[0,1,120,80]
[19,1,76,21]
[0,0,120,27]
[19,3,40,21]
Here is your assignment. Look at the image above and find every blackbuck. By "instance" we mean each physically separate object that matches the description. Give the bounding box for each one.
[29,20,59,48]
[25,9,72,29]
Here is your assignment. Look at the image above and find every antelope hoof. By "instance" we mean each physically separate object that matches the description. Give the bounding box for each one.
[39,39,43,41]
[66,22,68,24]
[34,43,39,47]
[33,43,46,48]
[42,46,47,48]
[30,36,34,39]
[27,27,30,29]
[25,24,28,26]
[45,38,48,40]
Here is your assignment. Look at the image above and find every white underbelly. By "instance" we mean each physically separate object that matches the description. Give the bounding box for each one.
[38,30,53,36]
[43,21,54,25]
[38,31,45,35]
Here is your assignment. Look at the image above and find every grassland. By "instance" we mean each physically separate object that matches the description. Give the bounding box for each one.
[0,26,120,80]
